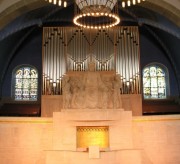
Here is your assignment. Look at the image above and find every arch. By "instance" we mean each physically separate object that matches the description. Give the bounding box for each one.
[12,65,38,101]
[0,0,179,31]
[142,63,169,99]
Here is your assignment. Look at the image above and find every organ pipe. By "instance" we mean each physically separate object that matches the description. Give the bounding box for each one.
[42,26,141,95]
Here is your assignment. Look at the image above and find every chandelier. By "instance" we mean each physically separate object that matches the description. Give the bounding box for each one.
[44,0,67,7]
[44,0,146,28]
[73,0,120,29]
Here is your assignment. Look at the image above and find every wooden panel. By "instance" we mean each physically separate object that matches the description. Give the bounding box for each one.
[0,104,40,116]
[143,100,180,115]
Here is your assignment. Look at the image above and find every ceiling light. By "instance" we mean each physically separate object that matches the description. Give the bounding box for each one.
[73,0,120,29]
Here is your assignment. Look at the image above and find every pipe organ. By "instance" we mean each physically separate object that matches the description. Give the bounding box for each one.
[42,26,140,95]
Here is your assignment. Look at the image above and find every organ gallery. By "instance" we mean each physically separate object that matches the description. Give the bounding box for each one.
[1,0,180,164]
[42,26,140,97]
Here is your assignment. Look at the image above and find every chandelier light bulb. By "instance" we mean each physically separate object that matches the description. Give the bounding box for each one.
[53,0,57,5]
[59,0,62,6]
[127,0,131,6]
[122,2,126,8]
[64,1,67,7]
[133,0,136,5]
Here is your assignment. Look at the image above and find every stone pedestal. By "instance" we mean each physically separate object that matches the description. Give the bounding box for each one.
[42,71,144,163]
[46,150,143,164]
[44,109,145,163]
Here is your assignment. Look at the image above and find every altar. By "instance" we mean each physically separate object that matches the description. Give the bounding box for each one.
[44,109,141,164]
[41,66,142,163]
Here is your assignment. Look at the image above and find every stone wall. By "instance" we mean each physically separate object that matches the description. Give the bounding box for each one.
[41,94,142,117]
[0,114,180,164]
[0,117,53,164]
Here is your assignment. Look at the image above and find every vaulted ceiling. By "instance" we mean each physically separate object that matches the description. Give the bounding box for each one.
[0,0,180,96]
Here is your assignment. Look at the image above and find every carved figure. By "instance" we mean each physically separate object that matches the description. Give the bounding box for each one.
[71,76,84,108]
[99,82,109,108]
[101,76,114,108]
[62,76,71,108]
[113,75,122,108]
[83,62,101,108]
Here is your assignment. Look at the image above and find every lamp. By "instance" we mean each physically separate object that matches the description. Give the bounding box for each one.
[73,0,120,29]
[44,0,67,7]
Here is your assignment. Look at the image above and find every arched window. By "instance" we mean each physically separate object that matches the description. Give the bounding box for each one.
[14,66,38,101]
[143,64,168,99]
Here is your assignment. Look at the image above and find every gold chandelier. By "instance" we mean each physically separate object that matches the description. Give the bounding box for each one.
[44,0,146,28]
[44,0,67,7]
[73,0,120,29]
[73,0,145,29]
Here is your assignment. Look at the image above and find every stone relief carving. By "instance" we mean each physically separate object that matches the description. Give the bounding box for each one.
[113,75,122,108]
[71,76,84,108]
[62,63,122,109]
[62,76,72,109]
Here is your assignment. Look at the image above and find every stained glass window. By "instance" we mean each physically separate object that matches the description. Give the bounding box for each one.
[14,67,38,100]
[143,65,166,99]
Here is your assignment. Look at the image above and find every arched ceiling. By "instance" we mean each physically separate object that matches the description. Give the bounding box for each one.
[0,0,180,96]
[0,0,179,29]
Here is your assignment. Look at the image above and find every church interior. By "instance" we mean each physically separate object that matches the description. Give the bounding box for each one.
[0,0,180,163]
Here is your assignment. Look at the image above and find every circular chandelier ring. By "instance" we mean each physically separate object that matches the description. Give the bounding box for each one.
[73,13,120,29]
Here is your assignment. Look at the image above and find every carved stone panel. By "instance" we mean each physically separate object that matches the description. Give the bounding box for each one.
[62,70,122,109]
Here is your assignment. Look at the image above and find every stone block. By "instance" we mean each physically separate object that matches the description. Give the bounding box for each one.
[88,146,100,159]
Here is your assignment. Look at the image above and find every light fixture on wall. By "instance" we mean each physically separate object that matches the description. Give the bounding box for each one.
[44,0,67,7]
[73,0,120,29]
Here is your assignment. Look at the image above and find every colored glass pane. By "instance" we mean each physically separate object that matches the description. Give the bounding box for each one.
[14,67,38,101]
[143,65,166,99]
